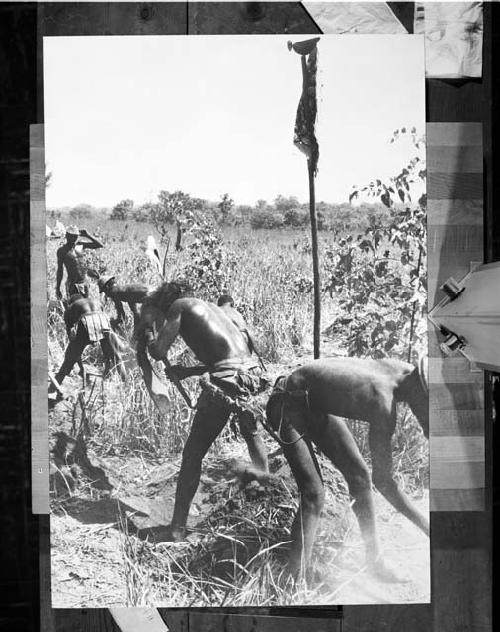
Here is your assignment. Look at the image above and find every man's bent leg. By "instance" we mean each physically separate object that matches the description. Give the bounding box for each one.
[53,335,88,388]
[170,394,230,535]
[238,413,268,473]
[310,415,381,566]
[267,400,324,578]
[282,434,324,579]
[101,334,126,381]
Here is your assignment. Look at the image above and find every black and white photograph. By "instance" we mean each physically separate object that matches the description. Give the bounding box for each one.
[44,33,429,607]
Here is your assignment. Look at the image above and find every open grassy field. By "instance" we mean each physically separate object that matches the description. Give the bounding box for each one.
[47,216,429,607]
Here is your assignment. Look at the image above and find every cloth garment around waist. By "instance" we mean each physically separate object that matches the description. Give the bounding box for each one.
[78,312,111,342]
[209,361,268,400]
[266,375,314,442]
[198,362,270,437]
[66,279,89,298]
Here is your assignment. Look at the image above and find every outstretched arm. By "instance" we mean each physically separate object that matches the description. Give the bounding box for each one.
[369,426,429,536]
[79,228,103,249]
[112,298,127,327]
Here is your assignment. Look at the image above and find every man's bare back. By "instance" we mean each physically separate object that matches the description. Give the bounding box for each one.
[145,297,252,367]
[64,295,101,329]
[286,357,416,425]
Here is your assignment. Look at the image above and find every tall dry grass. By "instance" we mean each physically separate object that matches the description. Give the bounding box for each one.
[47,217,428,606]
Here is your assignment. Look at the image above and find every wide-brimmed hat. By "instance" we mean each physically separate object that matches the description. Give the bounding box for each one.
[98,275,116,292]
[66,225,79,236]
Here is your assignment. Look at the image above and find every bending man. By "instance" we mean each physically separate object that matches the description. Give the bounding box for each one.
[49,294,126,400]
[97,274,152,331]
[136,281,269,541]
[266,356,429,581]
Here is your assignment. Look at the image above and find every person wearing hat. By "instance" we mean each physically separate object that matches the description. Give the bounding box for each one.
[97,274,152,331]
[56,225,103,300]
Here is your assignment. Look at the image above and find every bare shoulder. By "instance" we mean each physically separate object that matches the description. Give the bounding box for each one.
[228,306,246,328]
[168,297,207,316]
[291,356,414,381]
[378,358,415,377]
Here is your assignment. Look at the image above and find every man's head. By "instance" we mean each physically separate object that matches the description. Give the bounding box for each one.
[98,275,116,294]
[217,294,234,308]
[145,279,193,313]
[65,225,79,244]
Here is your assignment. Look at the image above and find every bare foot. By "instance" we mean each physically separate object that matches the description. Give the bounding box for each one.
[138,524,187,544]
[367,558,411,583]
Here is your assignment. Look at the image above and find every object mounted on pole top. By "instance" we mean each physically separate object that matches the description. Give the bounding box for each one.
[289,37,320,176]
[289,37,321,359]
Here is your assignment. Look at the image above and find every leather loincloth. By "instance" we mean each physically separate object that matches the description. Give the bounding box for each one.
[77,312,111,343]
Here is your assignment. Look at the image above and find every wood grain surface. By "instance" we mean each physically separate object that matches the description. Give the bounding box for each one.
[30,124,49,515]
[427,122,485,512]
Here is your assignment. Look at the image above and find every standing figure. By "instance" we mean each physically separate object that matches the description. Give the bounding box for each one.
[266,356,429,581]
[56,225,103,300]
[98,274,152,330]
[49,295,126,399]
[136,281,269,541]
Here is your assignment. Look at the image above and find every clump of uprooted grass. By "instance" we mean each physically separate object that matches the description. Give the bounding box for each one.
[117,449,355,607]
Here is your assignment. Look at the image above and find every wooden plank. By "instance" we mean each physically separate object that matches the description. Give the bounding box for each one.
[429,409,484,437]
[30,125,49,515]
[54,610,119,632]
[426,81,484,123]
[428,225,483,255]
[427,145,482,173]
[430,489,485,512]
[432,547,491,628]
[427,122,485,514]
[343,605,431,632]
[427,172,483,199]
[430,437,485,464]
[40,2,188,36]
[427,199,483,226]
[187,1,320,35]
[40,515,55,632]
[428,357,483,384]
[427,224,483,304]
[186,612,341,632]
[428,327,442,358]
[426,122,482,146]
[159,611,190,632]
[429,383,484,410]
[431,461,484,490]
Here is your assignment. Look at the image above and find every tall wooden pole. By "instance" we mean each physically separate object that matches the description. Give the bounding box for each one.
[292,42,321,360]
[308,159,321,359]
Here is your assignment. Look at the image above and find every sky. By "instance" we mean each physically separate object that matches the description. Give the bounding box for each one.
[44,34,425,209]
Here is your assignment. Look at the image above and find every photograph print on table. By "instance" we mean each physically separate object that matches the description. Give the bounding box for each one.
[43,33,428,607]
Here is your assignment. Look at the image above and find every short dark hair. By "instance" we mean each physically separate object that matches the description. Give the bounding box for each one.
[217,294,234,307]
